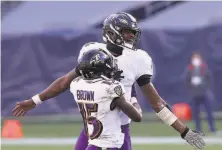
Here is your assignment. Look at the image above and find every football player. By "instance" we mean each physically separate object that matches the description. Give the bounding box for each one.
[13,12,205,150]
[71,49,142,149]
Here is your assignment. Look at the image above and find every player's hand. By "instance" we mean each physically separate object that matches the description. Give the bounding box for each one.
[112,70,124,81]
[181,128,205,149]
[12,99,36,117]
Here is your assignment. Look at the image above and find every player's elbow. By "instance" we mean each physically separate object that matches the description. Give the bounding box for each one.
[60,71,78,89]
[132,113,142,122]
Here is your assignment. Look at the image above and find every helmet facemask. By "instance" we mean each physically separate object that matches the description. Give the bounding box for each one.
[103,24,141,50]
[121,28,141,49]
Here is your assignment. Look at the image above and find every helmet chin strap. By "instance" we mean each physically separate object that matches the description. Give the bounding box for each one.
[106,41,123,56]
[123,42,134,49]
[103,35,134,49]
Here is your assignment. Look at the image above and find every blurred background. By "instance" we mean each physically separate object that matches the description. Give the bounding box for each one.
[1,1,222,150]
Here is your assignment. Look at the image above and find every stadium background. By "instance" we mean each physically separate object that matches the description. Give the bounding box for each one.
[1,1,222,150]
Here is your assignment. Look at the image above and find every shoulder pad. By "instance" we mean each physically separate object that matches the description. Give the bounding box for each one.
[135,49,151,59]
[72,76,82,83]
[83,42,97,48]
[107,81,125,98]
[101,79,113,85]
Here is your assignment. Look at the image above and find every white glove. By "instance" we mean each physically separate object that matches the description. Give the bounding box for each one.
[181,127,205,149]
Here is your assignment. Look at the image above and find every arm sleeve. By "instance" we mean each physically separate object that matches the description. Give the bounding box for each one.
[136,51,153,78]
[135,51,153,86]
[136,75,152,86]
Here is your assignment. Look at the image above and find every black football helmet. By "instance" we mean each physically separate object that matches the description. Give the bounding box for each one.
[103,12,141,50]
[77,48,121,80]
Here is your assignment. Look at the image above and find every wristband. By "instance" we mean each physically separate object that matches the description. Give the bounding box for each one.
[32,94,43,105]
[156,107,177,126]
[181,126,189,139]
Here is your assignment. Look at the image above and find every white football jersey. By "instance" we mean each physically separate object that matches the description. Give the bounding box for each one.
[70,77,125,148]
[78,42,153,125]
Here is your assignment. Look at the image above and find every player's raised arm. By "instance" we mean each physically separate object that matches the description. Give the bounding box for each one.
[12,43,92,117]
[136,50,205,150]
[12,69,79,117]
[39,69,79,101]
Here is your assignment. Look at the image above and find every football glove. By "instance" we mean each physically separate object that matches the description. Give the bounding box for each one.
[181,127,205,149]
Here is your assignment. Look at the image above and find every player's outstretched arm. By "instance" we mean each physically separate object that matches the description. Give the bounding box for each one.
[140,83,205,150]
[39,69,78,101]
[12,69,79,117]
[114,96,142,122]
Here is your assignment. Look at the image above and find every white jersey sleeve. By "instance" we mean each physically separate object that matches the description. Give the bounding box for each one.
[107,81,126,98]
[135,50,153,79]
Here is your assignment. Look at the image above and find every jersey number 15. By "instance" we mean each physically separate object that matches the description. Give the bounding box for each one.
[77,103,103,140]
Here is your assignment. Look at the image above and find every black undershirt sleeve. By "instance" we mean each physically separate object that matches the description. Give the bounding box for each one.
[136,75,152,86]
[136,75,173,111]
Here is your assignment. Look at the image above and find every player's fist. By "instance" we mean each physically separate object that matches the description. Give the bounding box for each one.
[112,70,124,81]
[181,127,205,149]
[12,99,36,117]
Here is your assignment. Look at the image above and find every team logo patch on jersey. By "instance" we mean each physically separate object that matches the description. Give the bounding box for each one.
[114,85,123,96]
